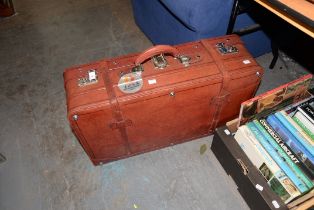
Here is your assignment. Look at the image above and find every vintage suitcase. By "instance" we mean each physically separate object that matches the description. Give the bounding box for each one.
[64,34,264,165]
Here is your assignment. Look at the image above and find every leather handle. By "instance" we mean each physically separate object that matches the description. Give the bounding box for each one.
[135,45,180,66]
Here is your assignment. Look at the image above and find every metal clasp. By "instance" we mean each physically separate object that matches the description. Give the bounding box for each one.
[178,55,191,67]
[78,69,98,87]
[216,42,238,55]
[131,65,144,73]
[152,54,167,69]
[169,91,175,97]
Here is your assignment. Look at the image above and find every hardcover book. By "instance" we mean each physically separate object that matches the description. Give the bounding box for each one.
[235,125,301,203]
[238,74,312,127]
[258,117,314,179]
[280,110,314,146]
[254,119,313,189]
[298,105,314,124]
[266,115,314,173]
[285,96,314,115]
[274,112,314,155]
[247,122,309,193]
[293,111,314,141]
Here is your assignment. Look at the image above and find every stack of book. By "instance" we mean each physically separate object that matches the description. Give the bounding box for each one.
[234,74,314,207]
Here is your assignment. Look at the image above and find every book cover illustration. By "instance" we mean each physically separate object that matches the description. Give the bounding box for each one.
[238,74,312,127]
[260,163,296,203]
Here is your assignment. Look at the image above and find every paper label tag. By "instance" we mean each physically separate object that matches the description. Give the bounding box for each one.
[148,79,157,85]
[255,184,263,191]
[243,59,251,64]
[224,129,231,135]
[118,72,143,94]
[88,71,96,81]
[272,200,280,208]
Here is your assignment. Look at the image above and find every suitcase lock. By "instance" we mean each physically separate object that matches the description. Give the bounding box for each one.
[78,69,98,87]
[178,55,191,67]
[216,42,238,55]
[131,65,144,73]
[152,54,168,69]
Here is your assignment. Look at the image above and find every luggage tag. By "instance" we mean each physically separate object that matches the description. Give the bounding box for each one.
[118,71,143,94]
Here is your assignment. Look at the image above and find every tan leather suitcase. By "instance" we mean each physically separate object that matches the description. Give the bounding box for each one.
[64,35,264,165]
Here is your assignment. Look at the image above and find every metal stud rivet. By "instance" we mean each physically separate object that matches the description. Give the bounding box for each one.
[73,115,78,121]
[169,91,175,97]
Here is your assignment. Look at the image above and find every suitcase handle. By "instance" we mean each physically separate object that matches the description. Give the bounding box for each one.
[135,45,180,66]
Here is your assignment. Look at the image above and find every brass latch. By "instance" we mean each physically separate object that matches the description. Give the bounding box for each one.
[152,54,168,69]
[216,42,238,54]
[178,55,191,67]
[78,69,98,87]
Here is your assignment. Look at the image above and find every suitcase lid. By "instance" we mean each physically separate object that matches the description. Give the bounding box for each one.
[64,35,263,118]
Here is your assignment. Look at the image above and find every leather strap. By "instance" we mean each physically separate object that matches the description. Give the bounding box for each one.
[102,62,131,154]
[201,40,231,132]
[203,41,231,91]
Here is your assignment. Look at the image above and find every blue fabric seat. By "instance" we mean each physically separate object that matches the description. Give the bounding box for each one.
[131,0,271,57]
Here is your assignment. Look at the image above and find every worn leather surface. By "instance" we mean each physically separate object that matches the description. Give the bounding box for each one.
[64,34,264,165]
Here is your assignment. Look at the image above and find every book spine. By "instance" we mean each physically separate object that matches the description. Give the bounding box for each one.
[279,111,314,146]
[247,122,309,193]
[274,112,314,155]
[292,114,314,141]
[302,104,314,119]
[235,126,301,202]
[258,118,314,180]
[267,115,314,163]
[293,111,314,132]
[302,105,314,120]
[298,106,314,124]
[254,120,314,189]
[285,96,314,115]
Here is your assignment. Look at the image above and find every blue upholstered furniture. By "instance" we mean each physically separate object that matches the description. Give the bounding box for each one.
[131,0,271,57]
